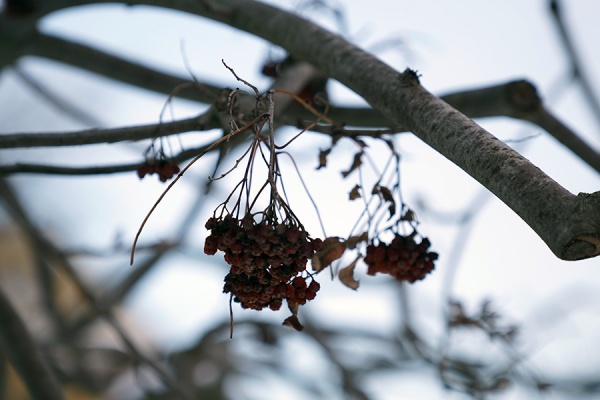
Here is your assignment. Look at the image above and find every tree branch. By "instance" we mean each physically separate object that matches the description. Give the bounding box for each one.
[0,111,218,148]
[21,32,222,104]
[118,0,597,260]
[549,0,600,132]
[102,0,600,260]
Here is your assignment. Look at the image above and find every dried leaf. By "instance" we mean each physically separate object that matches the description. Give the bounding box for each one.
[282,315,304,331]
[401,209,415,221]
[345,232,368,249]
[341,152,362,178]
[354,138,367,148]
[339,257,360,290]
[388,203,396,220]
[288,300,299,316]
[316,148,331,170]
[349,184,361,200]
[282,301,304,331]
[312,237,345,272]
[379,186,394,203]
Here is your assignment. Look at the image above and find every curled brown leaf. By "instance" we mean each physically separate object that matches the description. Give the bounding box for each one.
[401,209,415,221]
[345,232,368,249]
[282,301,304,331]
[317,148,331,170]
[341,152,362,178]
[339,256,360,290]
[349,184,361,200]
[312,237,346,272]
[282,315,304,331]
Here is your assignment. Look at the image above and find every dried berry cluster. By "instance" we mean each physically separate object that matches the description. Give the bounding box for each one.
[364,234,438,283]
[204,215,323,311]
[137,160,180,182]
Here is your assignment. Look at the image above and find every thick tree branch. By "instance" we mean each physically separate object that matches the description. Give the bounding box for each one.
[77,0,600,260]
[290,80,600,174]
[442,80,600,174]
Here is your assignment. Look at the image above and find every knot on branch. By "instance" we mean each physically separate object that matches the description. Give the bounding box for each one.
[399,68,421,86]
[505,80,540,113]
[563,235,600,260]
[561,192,600,260]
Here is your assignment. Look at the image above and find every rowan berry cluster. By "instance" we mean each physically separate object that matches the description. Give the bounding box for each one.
[364,234,438,283]
[204,215,323,311]
[137,160,180,182]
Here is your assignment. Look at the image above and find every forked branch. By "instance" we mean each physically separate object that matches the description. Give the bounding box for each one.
[120,0,600,259]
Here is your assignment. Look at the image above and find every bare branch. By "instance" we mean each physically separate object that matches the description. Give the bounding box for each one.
[22,32,222,104]
[549,0,600,132]
[441,80,600,174]
[165,0,599,259]
[0,142,218,176]
[13,64,103,126]
[0,111,218,148]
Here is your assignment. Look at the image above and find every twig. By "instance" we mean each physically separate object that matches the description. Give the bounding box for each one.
[222,59,260,97]
[277,151,327,238]
[273,88,334,124]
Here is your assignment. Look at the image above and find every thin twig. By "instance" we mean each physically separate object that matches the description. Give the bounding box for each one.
[131,113,269,264]
[277,151,327,238]
[273,88,334,124]
[222,59,260,97]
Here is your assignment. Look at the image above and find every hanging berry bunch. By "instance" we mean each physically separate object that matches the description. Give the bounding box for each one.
[317,136,439,287]
[364,233,438,283]
[196,82,329,331]
[136,133,180,183]
[137,159,180,182]
[204,214,323,311]
[131,66,331,333]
